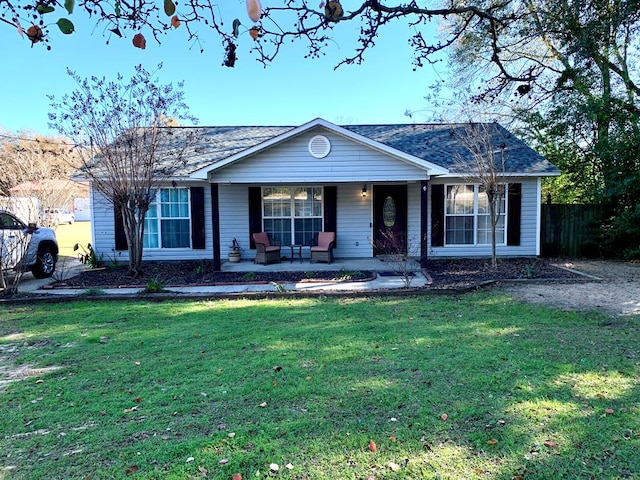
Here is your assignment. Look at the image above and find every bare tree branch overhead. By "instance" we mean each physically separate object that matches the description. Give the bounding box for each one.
[3,0,520,73]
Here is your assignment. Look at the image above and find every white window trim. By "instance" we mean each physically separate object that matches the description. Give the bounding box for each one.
[144,187,192,249]
[444,183,508,246]
[262,186,324,245]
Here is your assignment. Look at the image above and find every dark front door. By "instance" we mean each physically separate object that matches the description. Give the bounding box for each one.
[373,185,407,255]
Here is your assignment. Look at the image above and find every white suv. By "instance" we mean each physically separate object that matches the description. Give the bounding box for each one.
[0,210,59,279]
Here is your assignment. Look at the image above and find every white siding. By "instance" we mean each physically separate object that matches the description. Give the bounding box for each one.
[428,177,540,257]
[219,184,251,260]
[91,184,215,263]
[219,183,375,261]
[90,176,542,263]
[336,184,374,258]
[407,183,422,256]
[209,129,431,184]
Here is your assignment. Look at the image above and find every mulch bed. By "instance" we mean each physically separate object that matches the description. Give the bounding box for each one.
[48,257,583,290]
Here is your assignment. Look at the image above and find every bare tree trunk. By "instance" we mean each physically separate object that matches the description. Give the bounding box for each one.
[121,205,146,278]
[489,195,498,267]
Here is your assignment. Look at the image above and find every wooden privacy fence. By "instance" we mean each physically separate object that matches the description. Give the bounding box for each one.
[541,204,607,258]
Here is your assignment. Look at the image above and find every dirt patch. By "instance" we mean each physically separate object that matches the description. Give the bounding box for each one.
[499,259,640,316]
[0,343,62,392]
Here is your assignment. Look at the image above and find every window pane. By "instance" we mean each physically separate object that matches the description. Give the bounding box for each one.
[294,187,322,217]
[143,217,159,248]
[263,218,291,246]
[263,187,291,217]
[478,185,506,215]
[294,218,322,245]
[477,215,505,244]
[161,219,190,248]
[446,185,474,215]
[445,216,473,244]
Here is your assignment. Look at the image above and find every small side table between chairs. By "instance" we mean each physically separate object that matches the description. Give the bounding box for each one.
[289,244,306,263]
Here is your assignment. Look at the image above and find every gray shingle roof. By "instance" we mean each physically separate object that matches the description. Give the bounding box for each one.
[342,123,559,175]
[85,121,558,178]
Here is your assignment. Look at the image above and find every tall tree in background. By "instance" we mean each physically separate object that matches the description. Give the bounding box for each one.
[48,64,197,277]
[0,132,81,222]
[445,0,640,258]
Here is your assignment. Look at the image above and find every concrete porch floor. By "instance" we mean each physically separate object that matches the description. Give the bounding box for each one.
[220,256,422,273]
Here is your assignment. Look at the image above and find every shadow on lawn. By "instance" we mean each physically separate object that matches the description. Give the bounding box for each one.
[2,296,639,479]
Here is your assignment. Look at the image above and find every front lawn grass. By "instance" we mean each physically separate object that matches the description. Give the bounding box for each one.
[1,294,639,479]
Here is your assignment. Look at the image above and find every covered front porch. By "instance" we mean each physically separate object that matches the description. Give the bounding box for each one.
[220,256,422,274]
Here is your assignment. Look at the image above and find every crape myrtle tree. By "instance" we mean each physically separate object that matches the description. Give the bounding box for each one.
[48,64,197,277]
[454,122,507,267]
[444,0,640,258]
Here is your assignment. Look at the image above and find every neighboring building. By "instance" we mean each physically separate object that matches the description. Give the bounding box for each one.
[9,179,89,222]
[86,118,559,269]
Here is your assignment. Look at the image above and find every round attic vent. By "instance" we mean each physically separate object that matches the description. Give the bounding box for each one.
[308,135,331,159]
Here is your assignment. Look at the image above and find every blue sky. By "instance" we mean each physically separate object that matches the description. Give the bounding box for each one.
[1,3,448,136]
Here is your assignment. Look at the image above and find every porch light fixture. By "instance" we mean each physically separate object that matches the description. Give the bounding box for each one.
[362,184,367,197]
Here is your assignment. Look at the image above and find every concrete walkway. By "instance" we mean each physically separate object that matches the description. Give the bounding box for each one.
[15,257,430,298]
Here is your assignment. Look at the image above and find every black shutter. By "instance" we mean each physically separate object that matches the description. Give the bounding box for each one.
[211,184,221,271]
[323,186,337,247]
[190,187,206,249]
[507,183,522,246]
[114,205,128,251]
[248,187,262,249]
[431,184,444,247]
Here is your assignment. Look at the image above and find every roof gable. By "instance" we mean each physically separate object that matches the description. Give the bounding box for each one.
[188,118,450,179]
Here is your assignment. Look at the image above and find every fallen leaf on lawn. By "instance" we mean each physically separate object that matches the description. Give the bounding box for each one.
[474,468,484,474]
[232,474,242,480]
[543,440,558,448]
[388,462,400,472]
[486,439,498,445]
[259,402,267,408]
[272,381,278,387]
[605,408,614,414]
[368,441,377,452]
[441,413,448,421]
[220,458,229,464]
[126,465,139,474]
[198,465,208,475]
[134,397,143,403]
[389,436,397,442]
[269,463,279,471]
